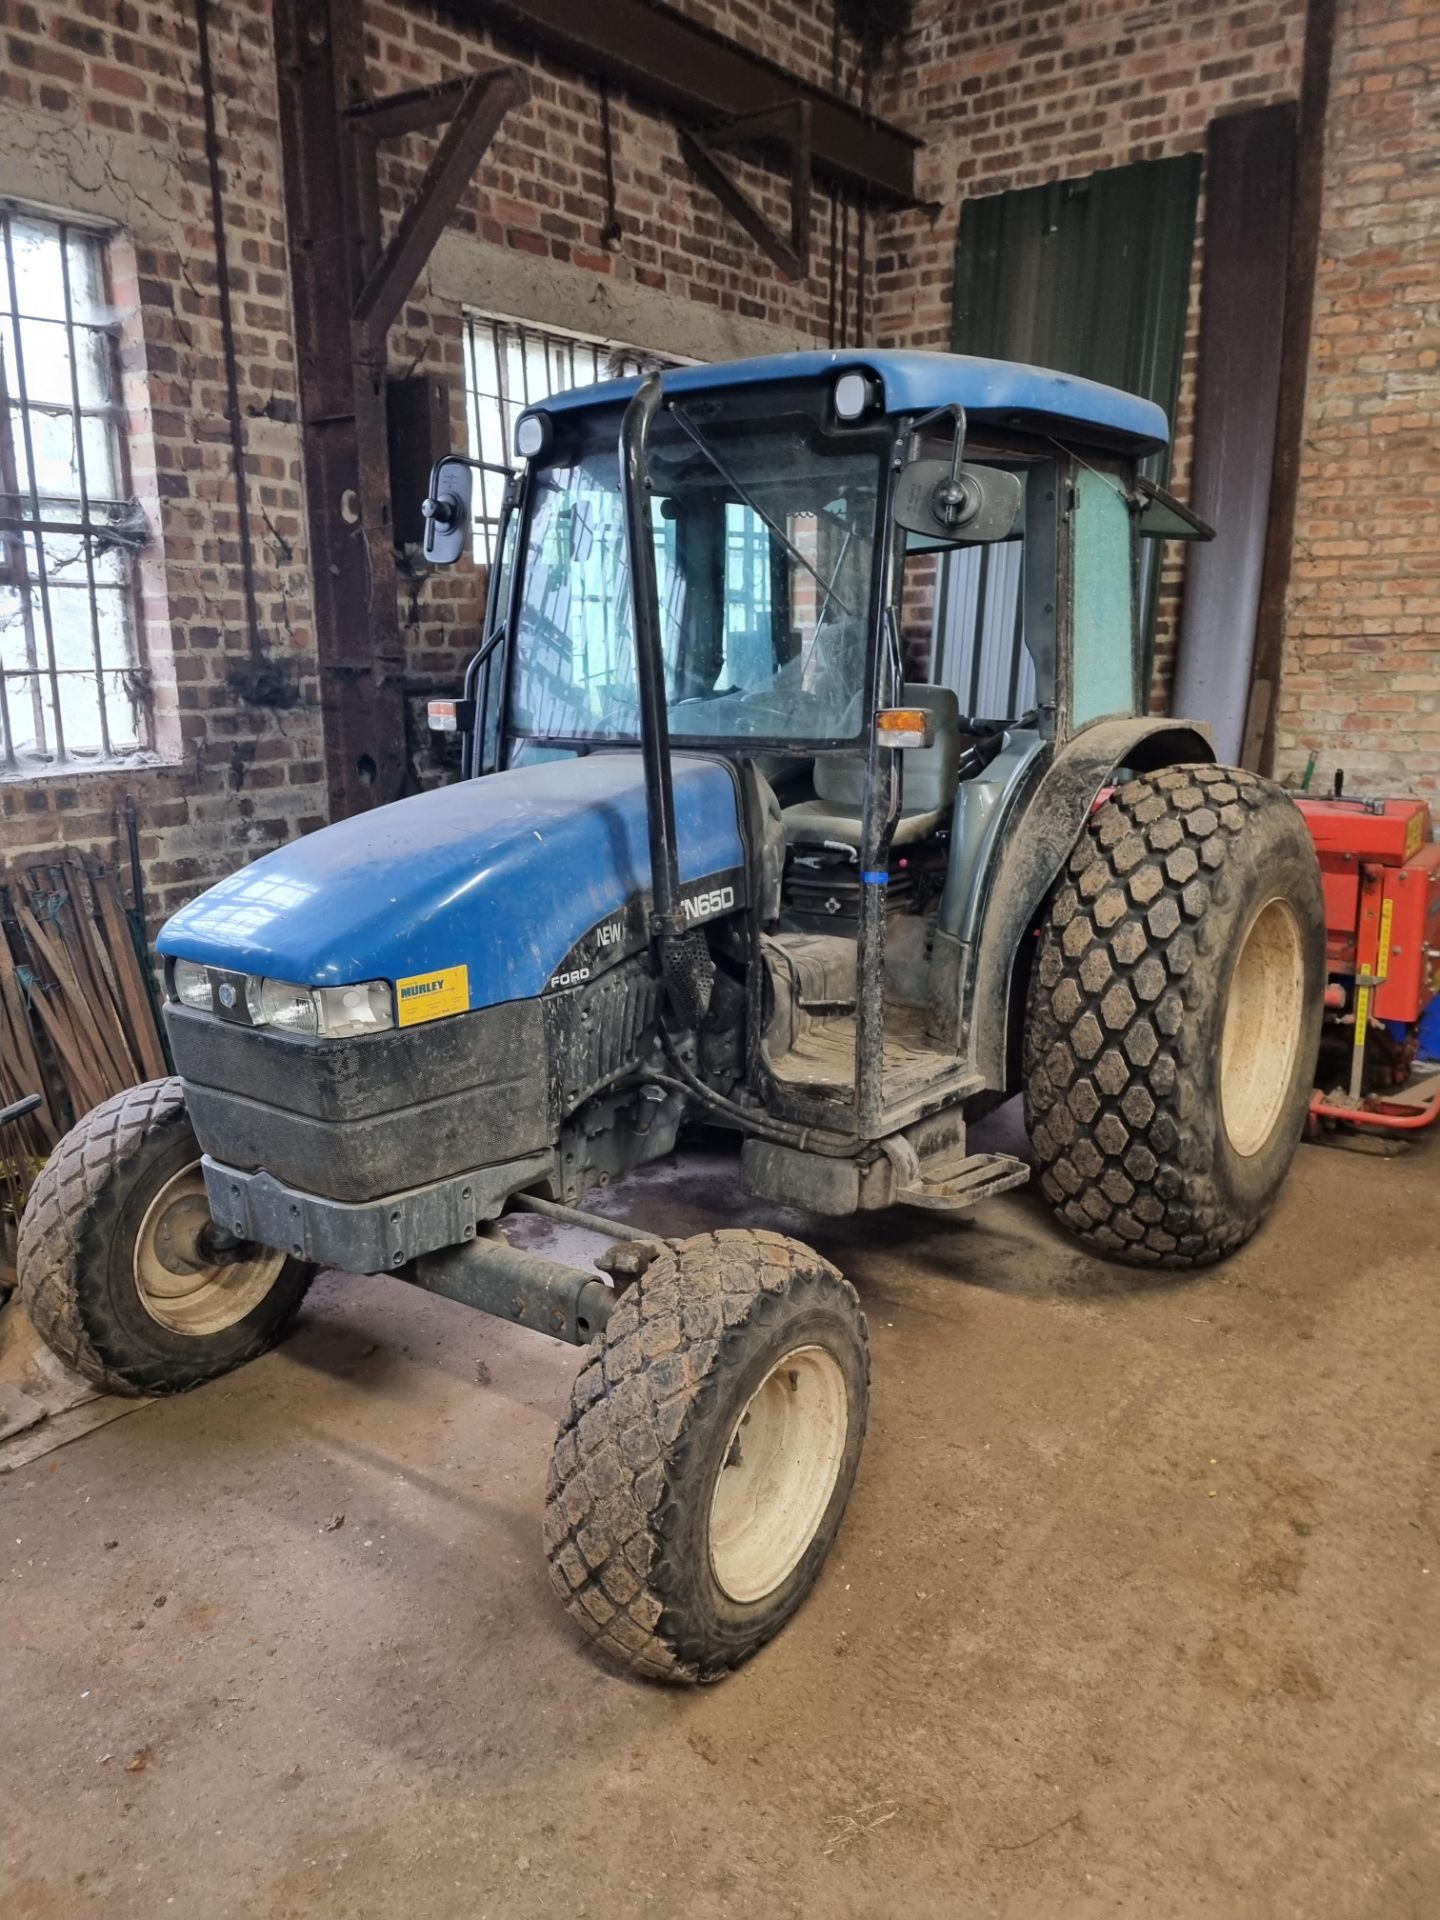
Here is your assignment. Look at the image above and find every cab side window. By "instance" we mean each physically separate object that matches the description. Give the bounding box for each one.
[1069,462,1138,727]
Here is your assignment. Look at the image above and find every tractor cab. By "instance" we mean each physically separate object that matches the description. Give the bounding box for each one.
[422,350,1211,1196]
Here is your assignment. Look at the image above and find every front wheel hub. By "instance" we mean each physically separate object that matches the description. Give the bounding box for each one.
[708,1343,850,1605]
[134,1165,286,1337]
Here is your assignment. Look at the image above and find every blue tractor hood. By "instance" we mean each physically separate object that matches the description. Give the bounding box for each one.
[157,754,745,1012]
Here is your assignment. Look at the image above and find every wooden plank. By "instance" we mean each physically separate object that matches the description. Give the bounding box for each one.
[31,868,129,1092]
[59,859,137,1087]
[0,936,58,1143]
[13,898,124,1102]
[95,872,166,1081]
[22,973,105,1117]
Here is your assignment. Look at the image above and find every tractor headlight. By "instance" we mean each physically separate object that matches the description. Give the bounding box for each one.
[245,977,394,1038]
[172,958,213,1010]
[245,976,319,1034]
[168,962,393,1038]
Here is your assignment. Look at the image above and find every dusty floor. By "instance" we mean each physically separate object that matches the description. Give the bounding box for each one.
[3,1117,1438,1920]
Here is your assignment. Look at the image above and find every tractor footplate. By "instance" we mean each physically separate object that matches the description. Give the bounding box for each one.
[897,1150,1030,1212]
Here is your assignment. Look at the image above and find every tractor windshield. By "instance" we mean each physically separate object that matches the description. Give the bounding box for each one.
[506,402,885,749]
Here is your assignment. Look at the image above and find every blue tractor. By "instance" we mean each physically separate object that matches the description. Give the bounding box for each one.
[18,351,1324,1681]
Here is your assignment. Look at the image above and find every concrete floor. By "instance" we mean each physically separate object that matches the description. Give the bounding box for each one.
[3,1118,1438,1920]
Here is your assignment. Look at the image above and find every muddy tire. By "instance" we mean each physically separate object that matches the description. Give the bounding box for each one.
[1024,764,1324,1268]
[544,1229,868,1683]
[19,1077,314,1396]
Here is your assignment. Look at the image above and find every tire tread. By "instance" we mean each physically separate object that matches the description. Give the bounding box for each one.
[18,1077,310,1396]
[1024,764,1311,1269]
[543,1228,866,1682]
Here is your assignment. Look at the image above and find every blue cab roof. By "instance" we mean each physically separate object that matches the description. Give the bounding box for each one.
[535,348,1168,454]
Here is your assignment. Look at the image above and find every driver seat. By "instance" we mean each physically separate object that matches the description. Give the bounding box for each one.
[782,683,962,851]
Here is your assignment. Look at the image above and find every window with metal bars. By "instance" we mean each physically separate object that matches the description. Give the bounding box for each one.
[0,206,148,775]
[460,312,676,564]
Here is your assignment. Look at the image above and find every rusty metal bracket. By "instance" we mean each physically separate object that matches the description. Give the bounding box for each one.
[343,75,472,138]
[679,99,812,280]
[352,64,529,357]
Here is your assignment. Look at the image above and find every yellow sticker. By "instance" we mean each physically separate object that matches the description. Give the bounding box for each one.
[1354,984,1370,1050]
[395,964,469,1027]
[1405,810,1424,859]
[1376,896,1395,982]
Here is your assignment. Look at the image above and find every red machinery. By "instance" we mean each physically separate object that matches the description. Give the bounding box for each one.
[1297,792,1440,1133]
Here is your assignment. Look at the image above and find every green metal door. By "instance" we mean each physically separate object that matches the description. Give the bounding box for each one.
[942,155,1200,697]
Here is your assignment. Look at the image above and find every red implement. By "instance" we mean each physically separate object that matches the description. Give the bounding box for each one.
[1297,794,1440,1135]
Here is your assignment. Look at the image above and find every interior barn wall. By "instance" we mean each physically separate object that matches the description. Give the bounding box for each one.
[0,0,327,919]
[0,0,867,909]
[867,0,1308,713]
[1,0,1435,930]
[357,0,871,775]
[1274,0,1440,798]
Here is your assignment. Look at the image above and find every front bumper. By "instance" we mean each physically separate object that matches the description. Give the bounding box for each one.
[203,1148,556,1273]
[166,999,552,1204]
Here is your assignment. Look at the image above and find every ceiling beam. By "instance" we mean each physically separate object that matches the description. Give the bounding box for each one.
[433,0,921,207]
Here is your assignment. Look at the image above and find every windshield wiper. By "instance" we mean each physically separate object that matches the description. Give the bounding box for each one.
[667,404,856,619]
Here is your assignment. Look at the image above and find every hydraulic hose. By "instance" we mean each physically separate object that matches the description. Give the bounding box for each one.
[655,1030,860,1160]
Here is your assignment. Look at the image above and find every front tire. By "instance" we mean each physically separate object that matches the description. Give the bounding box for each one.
[18,1078,314,1396]
[544,1229,869,1683]
[1024,764,1324,1268]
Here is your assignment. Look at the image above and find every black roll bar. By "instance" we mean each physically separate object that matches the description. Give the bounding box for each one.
[618,375,686,952]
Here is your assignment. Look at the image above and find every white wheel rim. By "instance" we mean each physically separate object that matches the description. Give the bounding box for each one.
[708,1343,849,1605]
[1220,895,1306,1158]
[134,1163,285,1337]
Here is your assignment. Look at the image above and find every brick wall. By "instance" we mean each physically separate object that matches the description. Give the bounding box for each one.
[0,0,326,921]
[0,0,325,923]
[0,0,868,901]
[1273,0,1440,795]
[1,0,1435,936]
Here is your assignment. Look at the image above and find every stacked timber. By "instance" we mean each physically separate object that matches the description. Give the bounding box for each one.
[0,855,168,1289]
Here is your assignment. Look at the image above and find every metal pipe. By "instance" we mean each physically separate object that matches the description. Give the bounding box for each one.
[407,1234,615,1345]
[1309,1090,1440,1134]
[0,338,29,766]
[852,418,912,1136]
[56,227,111,759]
[509,1192,655,1242]
[618,374,683,944]
[1,213,66,760]
[195,0,265,663]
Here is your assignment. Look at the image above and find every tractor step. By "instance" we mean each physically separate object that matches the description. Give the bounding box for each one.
[897,1150,1031,1213]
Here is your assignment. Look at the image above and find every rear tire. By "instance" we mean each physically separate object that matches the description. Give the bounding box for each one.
[544,1229,869,1683]
[1024,764,1324,1268]
[18,1078,315,1396]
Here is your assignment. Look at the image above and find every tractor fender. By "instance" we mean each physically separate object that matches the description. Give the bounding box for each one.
[938,717,1214,1089]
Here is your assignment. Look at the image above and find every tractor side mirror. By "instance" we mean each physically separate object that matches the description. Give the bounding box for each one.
[893,458,1022,548]
[1133,476,1214,542]
[421,455,474,566]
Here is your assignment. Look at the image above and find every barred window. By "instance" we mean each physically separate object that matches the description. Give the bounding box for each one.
[461,312,675,563]
[0,207,147,774]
